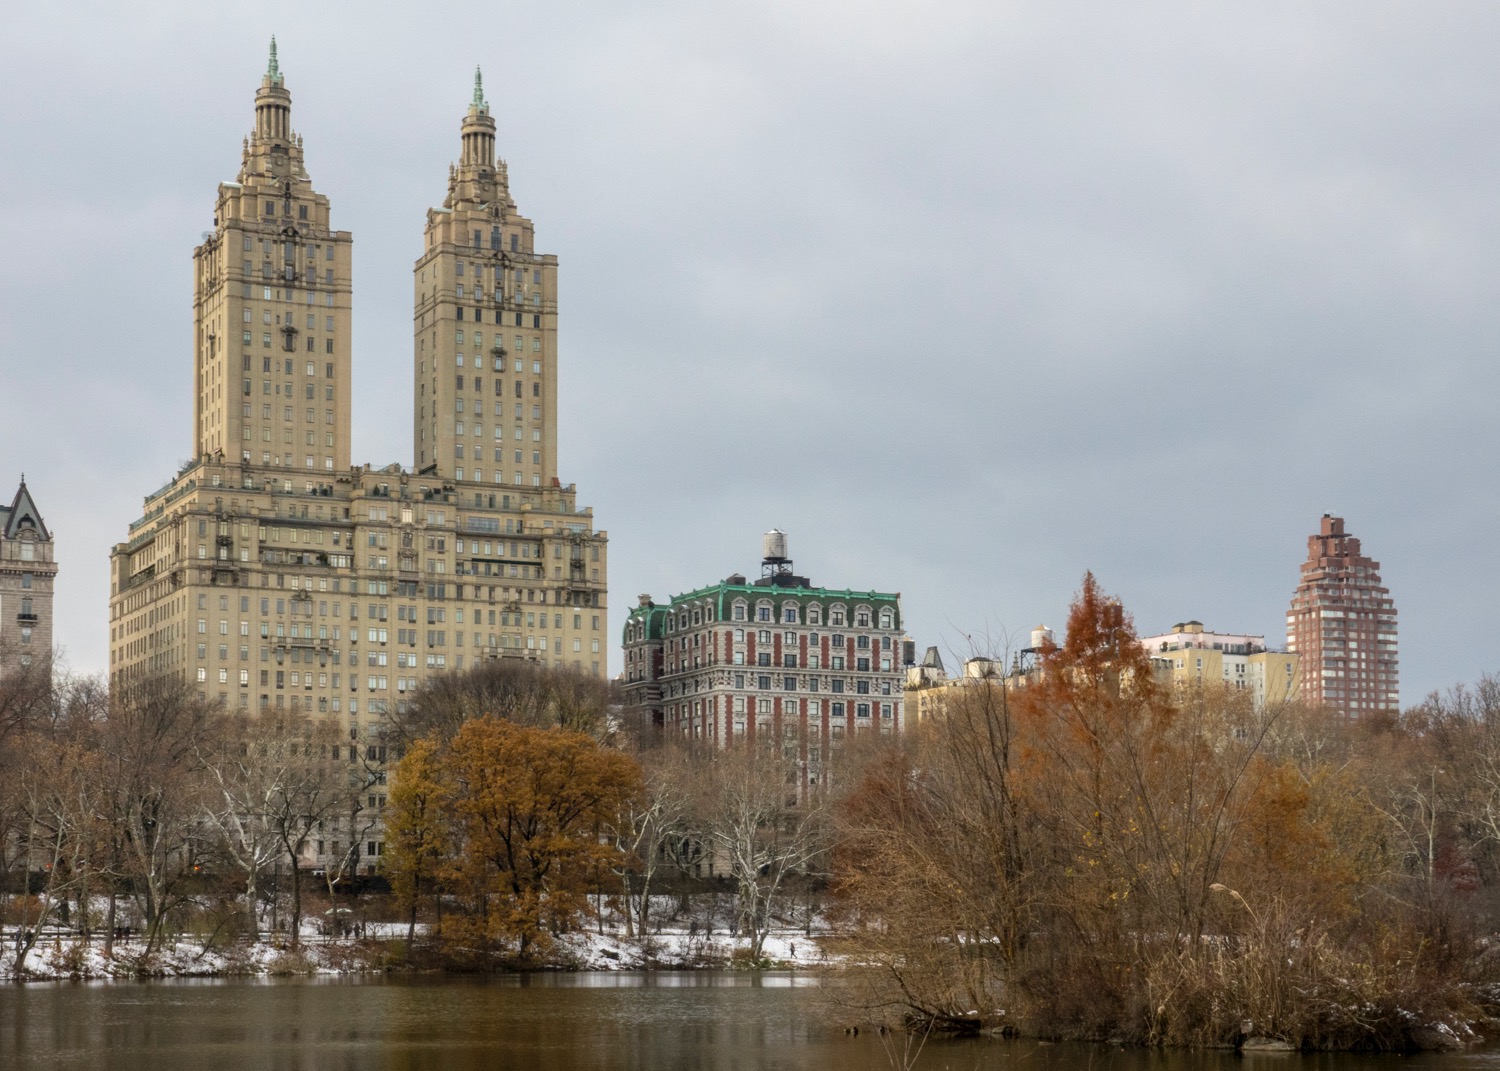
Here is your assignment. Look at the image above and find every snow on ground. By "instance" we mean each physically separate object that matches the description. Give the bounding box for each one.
[0,933,346,982]
[556,927,836,971]
[0,919,840,981]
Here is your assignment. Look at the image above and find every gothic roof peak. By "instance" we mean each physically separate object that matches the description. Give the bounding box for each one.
[2,477,50,541]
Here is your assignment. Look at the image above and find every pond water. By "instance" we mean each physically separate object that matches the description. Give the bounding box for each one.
[1,972,1497,1071]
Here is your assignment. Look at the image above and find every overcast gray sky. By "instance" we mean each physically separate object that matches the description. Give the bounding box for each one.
[3,2,1497,701]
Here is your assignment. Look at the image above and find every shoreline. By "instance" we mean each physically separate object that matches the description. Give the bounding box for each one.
[2,932,1488,1056]
[0,928,821,983]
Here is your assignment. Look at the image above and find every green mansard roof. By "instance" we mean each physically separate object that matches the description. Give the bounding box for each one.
[626,576,901,633]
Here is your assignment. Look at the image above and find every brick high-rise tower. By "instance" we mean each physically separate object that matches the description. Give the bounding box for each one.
[1286,515,1398,718]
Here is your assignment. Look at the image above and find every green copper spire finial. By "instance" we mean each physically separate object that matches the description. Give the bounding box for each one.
[268,36,282,83]
[473,66,486,109]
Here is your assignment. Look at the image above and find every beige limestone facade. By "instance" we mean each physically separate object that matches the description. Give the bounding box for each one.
[192,54,353,474]
[1,479,55,670]
[413,74,559,489]
[108,48,608,864]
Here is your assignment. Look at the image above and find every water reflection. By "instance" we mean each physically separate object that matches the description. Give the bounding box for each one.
[0,973,1491,1071]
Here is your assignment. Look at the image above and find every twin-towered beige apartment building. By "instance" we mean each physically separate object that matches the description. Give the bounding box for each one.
[108,46,608,761]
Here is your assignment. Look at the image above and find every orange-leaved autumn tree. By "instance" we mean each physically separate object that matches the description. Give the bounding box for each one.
[382,735,453,957]
[438,718,642,961]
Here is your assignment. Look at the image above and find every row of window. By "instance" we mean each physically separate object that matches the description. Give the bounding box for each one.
[726,653,894,671]
[454,309,543,328]
[447,422,542,442]
[450,468,544,487]
[731,673,894,695]
[240,451,334,469]
[242,334,335,352]
[246,310,337,332]
[232,284,334,304]
[675,628,890,650]
[729,602,889,628]
[441,402,542,421]
[257,202,326,225]
[452,376,542,399]
[449,334,543,356]
[454,299,543,320]
[454,354,544,370]
[241,261,335,284]
[193,592,601,631]
[721,698,894,720]
[451,262,540,284]
[630,603,893,643]
[453,446,542,465]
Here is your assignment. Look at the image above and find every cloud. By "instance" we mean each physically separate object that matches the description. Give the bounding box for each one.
[3,1,1498,700]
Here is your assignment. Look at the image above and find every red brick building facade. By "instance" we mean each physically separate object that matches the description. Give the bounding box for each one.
[1286,515,1398,719]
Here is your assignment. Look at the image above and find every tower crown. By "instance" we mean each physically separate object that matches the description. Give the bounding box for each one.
[459,66,497,177]
[254,37,292,146]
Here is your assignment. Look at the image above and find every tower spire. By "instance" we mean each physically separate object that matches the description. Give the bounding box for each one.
[472,66,487,110]
[267,36,282,85]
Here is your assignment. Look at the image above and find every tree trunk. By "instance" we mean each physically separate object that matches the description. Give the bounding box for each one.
[289,852,303,948]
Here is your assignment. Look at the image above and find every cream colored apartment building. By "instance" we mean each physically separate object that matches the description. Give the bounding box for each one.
[1141,621,1298,710]
[110,48,607,747]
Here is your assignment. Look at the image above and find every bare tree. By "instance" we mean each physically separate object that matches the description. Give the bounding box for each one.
[96,678,213,953]
[390,658,613,745]
[262,717,356,946]
[612,743,695,939]
[688,744,829,961]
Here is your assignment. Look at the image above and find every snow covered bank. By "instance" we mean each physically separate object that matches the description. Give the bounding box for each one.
[0,925,838,982]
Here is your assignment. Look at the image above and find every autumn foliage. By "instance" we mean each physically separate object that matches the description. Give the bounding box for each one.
[384,718,642,963]
[833,573,1492,1050]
